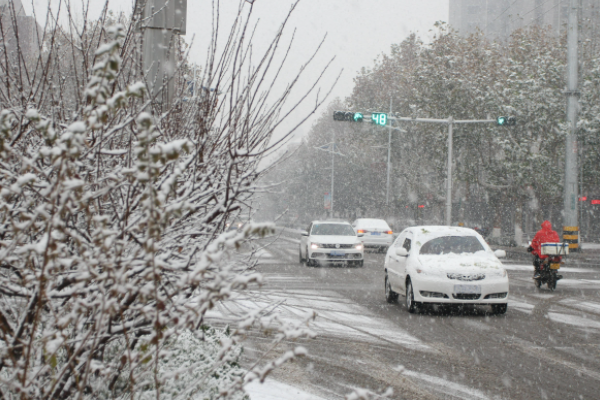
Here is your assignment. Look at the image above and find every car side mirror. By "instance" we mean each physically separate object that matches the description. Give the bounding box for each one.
[301,231,309,237]
[357,233,364,238]
[395,247,408,257]
[494,249,507,258]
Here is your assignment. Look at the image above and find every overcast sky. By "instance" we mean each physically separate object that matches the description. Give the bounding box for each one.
[24,0,449,140]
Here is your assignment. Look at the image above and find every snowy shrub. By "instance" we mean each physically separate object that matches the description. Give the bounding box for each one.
[0,1,325,398]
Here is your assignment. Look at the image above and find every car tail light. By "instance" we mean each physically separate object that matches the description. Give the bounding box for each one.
[357,229,365,234]
[386,230,393,234]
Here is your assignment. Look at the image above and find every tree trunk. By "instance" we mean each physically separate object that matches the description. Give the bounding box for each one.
[514,202,524,246]
[492,205,502,239]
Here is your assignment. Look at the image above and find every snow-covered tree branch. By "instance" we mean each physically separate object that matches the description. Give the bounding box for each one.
[0,0,325,398]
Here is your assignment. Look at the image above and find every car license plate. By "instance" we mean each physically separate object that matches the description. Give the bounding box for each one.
[454,285,481,294]
[371,232,381,236]
[330,250,346,256]
[550,263,561,270]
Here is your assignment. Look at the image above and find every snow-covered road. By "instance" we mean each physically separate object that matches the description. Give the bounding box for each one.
[209,238,600,399]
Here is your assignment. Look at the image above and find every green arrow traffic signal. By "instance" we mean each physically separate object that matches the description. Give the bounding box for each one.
[497,116,516,126]
[333,111,364,122]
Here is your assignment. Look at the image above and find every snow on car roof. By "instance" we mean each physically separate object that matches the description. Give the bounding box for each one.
[408,226,492,252]
[407,225,479,237]
[354,218,390,228]
[312,220,351,225]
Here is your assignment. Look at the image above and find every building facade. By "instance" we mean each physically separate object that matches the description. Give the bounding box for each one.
[449,0,600,40]
[0,0,41,61]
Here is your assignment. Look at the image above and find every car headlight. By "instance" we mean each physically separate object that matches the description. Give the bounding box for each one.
[310,243,320,249]
[355,243,363,250]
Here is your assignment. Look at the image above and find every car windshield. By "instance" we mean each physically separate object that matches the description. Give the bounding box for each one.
[419,236,485,255]
[311,224,356,236]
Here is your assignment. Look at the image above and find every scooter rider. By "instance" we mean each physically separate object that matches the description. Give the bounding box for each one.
[527,220,560,279]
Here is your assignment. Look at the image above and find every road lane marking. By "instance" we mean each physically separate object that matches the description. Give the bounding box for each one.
[398,369,492,400]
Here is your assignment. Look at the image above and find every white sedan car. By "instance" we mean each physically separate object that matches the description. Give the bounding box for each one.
[352,218,394,252]
[299,221,364,267]
[384,226,509,314]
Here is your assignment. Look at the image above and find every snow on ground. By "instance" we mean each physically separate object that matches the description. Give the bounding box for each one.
[560,299,600,314]
[205,285,430,350]
[254,249,273,258]
[502,263,597,273]
[508,300,534,314]
[397,369,492,400]
[547,312,600,330]
[556,279,600,289]
[581,242,600,250]
[245,379,327,400]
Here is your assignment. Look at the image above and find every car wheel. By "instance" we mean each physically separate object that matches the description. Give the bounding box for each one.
[405,279,419,314]
[492,304,508,315]
[354,260,364,268]
[299,247,305,264]
[385,274,398,303]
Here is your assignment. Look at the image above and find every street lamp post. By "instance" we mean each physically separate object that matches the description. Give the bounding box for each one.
[385,98,392,209]
[391,116,496,226]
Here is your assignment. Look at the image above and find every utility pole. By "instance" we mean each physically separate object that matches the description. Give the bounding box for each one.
[331,129,335,218]
[446,117,454,227]
[138,0,187,108]
[314,135,345,218]
[385,98,392,208]
[564,0,580,251]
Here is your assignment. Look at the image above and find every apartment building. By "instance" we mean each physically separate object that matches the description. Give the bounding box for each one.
[0,0,41,60]
[449,0,600,40]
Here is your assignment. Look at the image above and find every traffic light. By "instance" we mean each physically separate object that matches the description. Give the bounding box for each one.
[333,111,387,125]
[333,111,364,122]
[497,116,516,126]
[371,113,387,126]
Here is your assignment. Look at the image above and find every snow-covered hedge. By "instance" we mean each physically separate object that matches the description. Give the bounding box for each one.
[0,1,323,398]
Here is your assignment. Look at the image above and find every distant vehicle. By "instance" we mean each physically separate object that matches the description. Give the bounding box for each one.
[299,221,364,267]
[225,221,244,232]
[352,218,394,252]
[384,226,509,314]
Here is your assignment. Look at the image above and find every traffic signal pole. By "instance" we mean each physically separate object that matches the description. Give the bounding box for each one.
[564,0,580,251]
[333,110,507,226]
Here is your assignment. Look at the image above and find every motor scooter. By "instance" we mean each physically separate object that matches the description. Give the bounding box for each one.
[532,242,568,291]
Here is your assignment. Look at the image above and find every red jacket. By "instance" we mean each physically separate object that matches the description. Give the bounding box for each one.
[531,220,560,259]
